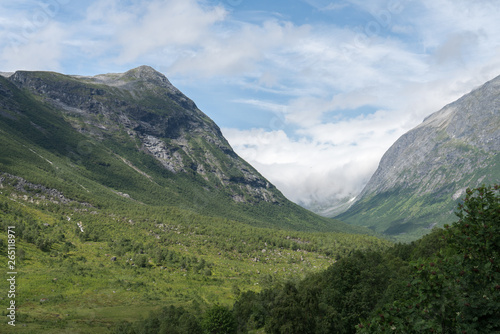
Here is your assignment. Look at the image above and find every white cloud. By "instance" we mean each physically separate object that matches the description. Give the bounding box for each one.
[0,22,68,71]
[223,125,393,206]
[218,0,500,208]
[117,0,227,63]
[169,20,312,77]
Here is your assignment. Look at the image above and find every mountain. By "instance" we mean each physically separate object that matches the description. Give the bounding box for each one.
[0,65,363,233]
[337,74,500,241]
[0,66,391,333]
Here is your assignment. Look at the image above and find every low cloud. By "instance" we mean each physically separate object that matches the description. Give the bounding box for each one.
[222,126,390,207]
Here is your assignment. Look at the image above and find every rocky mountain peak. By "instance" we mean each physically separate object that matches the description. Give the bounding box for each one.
[123,65,163,79]
[76,65,180,96]
[122,65,178,91]
[0,72,14,78]
[5,66,282,204]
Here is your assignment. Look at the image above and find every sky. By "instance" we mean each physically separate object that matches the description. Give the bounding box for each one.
[1,0,500,214]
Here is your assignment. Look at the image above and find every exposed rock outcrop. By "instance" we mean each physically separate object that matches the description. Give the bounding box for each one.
[338,74,500,238]
[8,66,281,204]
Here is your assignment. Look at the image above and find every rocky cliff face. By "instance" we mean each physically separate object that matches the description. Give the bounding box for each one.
[8,66,279,204]
[338,74,500,240]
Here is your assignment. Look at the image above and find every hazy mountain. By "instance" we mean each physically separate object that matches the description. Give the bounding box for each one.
[337,74,500,240]
[0,65,363,233]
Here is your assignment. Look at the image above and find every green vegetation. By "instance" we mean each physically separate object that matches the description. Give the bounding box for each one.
[1,70,497,333]
[0,173,389,333]
[338,153,500,242]
[338,139,500,243]
[112,184,498,334]
[358,184,500,333]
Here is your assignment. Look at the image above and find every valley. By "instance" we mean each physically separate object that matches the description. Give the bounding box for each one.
[0,66,498,333]
[0,67,387,333]
[0,171,388,333]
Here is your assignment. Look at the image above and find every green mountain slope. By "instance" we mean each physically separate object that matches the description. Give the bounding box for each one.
[0,66,364,233]
[0,67,389,333]
[337,74,500,241]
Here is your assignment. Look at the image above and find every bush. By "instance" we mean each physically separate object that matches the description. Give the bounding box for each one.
[114,305,201,334]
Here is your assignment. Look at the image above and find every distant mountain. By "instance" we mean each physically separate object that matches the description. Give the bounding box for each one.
[337,74,500,240]
[0,65,361,233]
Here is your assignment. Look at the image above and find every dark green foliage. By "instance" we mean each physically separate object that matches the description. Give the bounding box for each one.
[264,282,315,334]
[134,254,148,268]
[230,184,499,334]
[233,250,402,334]
[114,305,201,334]
[312,251,395,333]
[233,290,269,333]
[358,184,500,333]
[202,304,237,334]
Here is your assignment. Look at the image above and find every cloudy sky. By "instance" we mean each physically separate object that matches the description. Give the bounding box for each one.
[1,0,500,213]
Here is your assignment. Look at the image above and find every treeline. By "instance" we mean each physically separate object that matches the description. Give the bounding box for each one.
[116,184,499,334]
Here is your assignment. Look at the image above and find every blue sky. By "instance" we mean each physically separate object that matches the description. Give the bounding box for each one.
[1,0,500,212]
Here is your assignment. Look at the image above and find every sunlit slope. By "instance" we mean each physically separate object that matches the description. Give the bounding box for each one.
[338,74,500,241]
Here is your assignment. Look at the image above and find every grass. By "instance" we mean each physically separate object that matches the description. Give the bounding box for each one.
[0,70,392,332]
[0,182,391,333]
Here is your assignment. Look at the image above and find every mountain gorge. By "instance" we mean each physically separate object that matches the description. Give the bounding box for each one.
[338,74,500,240]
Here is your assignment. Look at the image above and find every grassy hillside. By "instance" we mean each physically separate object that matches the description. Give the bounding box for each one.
[0,174,390,333]
[0,72,390,332]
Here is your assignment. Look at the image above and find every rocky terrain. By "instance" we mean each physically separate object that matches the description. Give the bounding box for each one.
[7,66,279,204]
[337,74,500,240]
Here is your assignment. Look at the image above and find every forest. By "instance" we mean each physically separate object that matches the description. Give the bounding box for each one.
[112,184,499,334]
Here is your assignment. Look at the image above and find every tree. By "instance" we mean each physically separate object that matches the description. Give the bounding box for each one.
[357,184,500,333]
[265,282,315,334]
[446,184,500,332]
[202,304,237,334]
[135,254,148,268]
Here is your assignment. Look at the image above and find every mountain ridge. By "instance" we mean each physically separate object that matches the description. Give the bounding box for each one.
[1,65,367,234]
[337,74,500,240]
